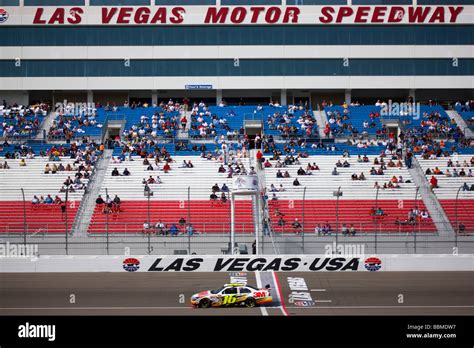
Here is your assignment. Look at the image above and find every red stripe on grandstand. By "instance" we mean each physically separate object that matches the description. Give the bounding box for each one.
[268,199,436,234]
[272,272,289,316]
[0,201,79,234]
[439,200,474,234]
[87,199,438,234]
[88,200,253,234]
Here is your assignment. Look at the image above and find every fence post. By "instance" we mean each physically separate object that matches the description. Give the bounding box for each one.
[374,186,379,254]
[65,188,69,255]
[455,185,462,249]
[413,186,419,254]
[302,186,306,254]
[106,188,109,255]
[21,188,27,248]
[333,186,342,254]
[187,186,191,254]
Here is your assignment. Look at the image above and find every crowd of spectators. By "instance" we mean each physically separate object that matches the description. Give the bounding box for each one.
[1,101,49,138]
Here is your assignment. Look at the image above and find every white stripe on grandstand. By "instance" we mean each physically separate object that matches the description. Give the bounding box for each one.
[1,45,472,60]
[255,271,269,316]
[0,76,471,91]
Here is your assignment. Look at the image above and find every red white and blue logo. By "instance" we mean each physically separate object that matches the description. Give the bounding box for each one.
[123,257,140,272]
[364,257,382,272]
[0,9,9,24]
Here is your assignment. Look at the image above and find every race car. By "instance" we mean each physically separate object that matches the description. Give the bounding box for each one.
[191,283,272,308]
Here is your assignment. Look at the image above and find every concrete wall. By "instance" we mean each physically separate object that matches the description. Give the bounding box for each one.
[0,254,472,272]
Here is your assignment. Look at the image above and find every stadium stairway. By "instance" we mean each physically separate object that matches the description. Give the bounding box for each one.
[70,149,113,236]
[314,109,329,138]
[447,110,473,138]
[34,110,57,141]
[408,157,455,236]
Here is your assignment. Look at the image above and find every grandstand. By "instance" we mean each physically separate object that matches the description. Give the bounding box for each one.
[0,1,473,256]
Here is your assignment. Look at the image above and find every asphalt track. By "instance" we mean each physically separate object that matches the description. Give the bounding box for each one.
[0,272,472,315]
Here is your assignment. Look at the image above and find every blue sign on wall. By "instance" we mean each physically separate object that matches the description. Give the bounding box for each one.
[185,85,213,90]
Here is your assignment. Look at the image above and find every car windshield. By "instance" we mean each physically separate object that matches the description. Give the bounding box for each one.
[210,286,225,294]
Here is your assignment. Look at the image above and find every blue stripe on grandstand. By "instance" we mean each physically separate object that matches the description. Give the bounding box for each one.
[24,0,84,5]
[90,0,149,5]
[0,26,472,46]
[221,0,281,4]
[155,0,215,4]
[286,0,345,4]
[0,59,472,77]
[418,0,474,3]
[352,0,412,4]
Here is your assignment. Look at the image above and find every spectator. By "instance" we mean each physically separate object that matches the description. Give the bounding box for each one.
[44,194,53,204]
[341,224,349,236]
[179,217,186,230]
[221,192,227,203]
[332,167,339,175]
[111,167,119,176]
[293,178,301,186]
[292,218,302,234]
[186,223,194,236]
[19,159,26,167]
[169,224,178,236]
[349,224,356,236]
[143,221,151,233]
[210,192,218,200]
[31,195,40,204]
[123,168,130,176]
[315,224,322,235]
[430,176,438,189]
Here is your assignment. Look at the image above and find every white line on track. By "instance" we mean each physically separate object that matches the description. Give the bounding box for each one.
[254,271,268,316]
[314,300,332,303]
[0,307,192,310]
[310,289,327,292]
[271,272,289,316]
[285,305,474,309]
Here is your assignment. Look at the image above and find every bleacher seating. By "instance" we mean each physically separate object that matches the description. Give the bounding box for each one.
[0,157,87,234]
[417,155,474,234]
[88,155,253,234]
[324,105,382,137]
[264,155,435,233]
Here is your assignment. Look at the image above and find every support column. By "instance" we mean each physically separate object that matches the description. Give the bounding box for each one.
[230,193,235,255]
[152,90,158,106]
[344,89,351,105]
[87,90,93,105]
[216,89,223,105]
[280,89,287,106]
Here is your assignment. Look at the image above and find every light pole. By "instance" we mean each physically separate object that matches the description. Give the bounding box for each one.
[187,186,191,255]
[455,185,463,248]
[374,186,379,254]
[144,184,153,254]
[413,186,419,253]
[105,188,109,255]
[21,188,27,248]
[302,186,307,254]
[333,186,343,254]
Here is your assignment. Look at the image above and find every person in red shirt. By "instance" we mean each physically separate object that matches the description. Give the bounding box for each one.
[181,116,187,129]
[430,175,438,190]
[163,162,171,173]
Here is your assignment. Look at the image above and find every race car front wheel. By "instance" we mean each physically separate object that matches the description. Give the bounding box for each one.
[244,298,256,308]
[199,298,211,308]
